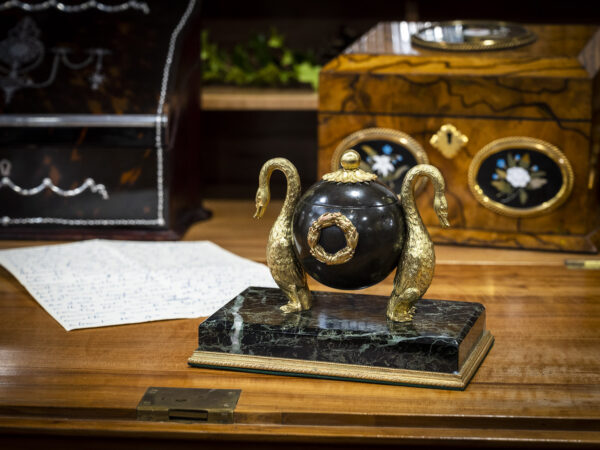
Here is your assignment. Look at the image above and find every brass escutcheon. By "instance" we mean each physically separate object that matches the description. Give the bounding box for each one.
[430,124,468,159]
[307,212,358,265]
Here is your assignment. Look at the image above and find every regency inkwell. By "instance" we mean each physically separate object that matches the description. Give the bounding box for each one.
[189,151,494,389]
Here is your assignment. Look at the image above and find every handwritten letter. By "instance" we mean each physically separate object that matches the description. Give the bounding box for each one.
[0,240,277,331]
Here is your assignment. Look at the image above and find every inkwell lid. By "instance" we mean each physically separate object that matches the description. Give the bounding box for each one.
[322,149,377,184]
[300,150,399,207]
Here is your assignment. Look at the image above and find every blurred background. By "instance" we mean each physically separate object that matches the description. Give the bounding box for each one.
[198,0,600,199]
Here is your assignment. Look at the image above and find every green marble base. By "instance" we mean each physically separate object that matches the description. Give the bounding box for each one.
[188,287,494,390]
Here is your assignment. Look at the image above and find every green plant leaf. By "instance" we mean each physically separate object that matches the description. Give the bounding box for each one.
[234,44,255,70]
[249,36,272,67]
[267,28,285,48]
[528,177,547,189]
[278,70,293,84]
[201,27,320,89]
[530,170,546,178]
[389,165,409,181]
[507,153,516,167]
[224,66,251,85]
[520,153,531,168]
[281,49,294,67]
[519,188,528,204]
[359,161,372,172]
[255,62,281,85]
[491,180,513,194]
[294,61,321,90]
[360,144,378,156]
[200,31,209,60]
[495,168,506,179]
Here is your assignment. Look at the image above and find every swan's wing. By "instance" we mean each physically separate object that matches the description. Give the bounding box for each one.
[282,252,307,287]
[268,241,306,288]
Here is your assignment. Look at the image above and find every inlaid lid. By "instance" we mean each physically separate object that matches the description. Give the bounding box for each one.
[321,22,600,121]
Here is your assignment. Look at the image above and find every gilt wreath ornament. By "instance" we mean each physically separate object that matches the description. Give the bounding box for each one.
[307,212,359,266]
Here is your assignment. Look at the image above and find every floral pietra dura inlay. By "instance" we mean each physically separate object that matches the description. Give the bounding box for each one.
[332,129,428,196]
[489,152,550,206]
[353,140,419,195]
[470,140,573,217]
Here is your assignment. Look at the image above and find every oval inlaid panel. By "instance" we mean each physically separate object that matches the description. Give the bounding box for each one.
[331,128,428,195]
[468,137,574,218]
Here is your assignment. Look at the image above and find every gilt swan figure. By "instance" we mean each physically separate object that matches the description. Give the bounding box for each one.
[387,165,451,322]
[254,158,312,313]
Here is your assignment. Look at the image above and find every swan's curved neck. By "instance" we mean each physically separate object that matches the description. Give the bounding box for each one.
[401,166,445,227]
[259,158,301,220]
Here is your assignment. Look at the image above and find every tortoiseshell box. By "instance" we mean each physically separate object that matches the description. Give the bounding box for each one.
[319,22,600,252]
[0,0,209,240]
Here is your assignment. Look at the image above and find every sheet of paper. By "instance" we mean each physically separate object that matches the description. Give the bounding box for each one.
[0,240,277,331]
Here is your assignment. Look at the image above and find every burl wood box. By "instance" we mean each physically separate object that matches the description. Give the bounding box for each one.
[0,0,209,240]
[318,22,600,252]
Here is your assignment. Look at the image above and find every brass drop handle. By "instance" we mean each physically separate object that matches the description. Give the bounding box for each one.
[307,212,358,265]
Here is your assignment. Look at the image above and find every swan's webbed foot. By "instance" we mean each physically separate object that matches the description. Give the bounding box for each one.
[386,304,416,322]
[280,302,303,313]
[279,285,312,314]
[387,287,420,322]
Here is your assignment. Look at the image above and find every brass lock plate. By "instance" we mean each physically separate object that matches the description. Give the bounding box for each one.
[430,124,468,159]
[137,387,240,424]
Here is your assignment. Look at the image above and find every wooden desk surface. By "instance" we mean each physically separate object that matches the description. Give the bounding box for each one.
[1,199,599,448]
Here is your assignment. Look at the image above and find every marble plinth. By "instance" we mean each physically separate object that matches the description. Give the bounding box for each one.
[188,287,494,389]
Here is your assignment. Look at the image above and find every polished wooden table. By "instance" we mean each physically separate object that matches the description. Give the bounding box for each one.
[1,200,599,449]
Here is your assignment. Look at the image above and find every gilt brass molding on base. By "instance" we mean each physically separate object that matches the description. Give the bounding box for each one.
[189,331,493,390]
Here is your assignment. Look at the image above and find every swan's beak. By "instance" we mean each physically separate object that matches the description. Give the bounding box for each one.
[254,204,265,219]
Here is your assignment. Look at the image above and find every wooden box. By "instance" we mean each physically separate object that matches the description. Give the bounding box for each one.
[318,22,600,252]
[0,0,209,240]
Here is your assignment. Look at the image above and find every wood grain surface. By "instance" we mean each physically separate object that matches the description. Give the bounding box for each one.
[201,87,318,111]
[318,113,599,251]
[318,23,600,252]
[322,24,599,119]
[0,199,599,448]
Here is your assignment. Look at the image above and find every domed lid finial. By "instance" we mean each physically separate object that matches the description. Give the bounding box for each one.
[322,149,378,184]
[340,150,361,170]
